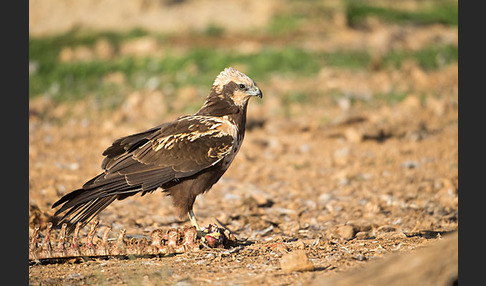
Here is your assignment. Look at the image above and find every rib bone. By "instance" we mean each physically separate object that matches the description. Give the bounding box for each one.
[29,222,237,263]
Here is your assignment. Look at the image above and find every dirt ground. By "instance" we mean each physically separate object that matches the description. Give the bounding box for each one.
[28,69,458,285]
[29,1,458,285]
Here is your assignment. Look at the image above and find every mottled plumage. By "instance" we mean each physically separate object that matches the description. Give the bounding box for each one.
[52,67,263,232]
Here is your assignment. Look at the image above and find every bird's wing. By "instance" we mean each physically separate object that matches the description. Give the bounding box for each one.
[94,115,236,189]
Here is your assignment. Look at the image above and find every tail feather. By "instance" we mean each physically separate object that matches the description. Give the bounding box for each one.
[60,196,118,233]
[56,181,132,214]
[52,173,144,233]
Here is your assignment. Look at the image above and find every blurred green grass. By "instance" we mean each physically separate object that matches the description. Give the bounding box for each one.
[29,0,457,106]
[29,39,457,100]
[346,0,458,27]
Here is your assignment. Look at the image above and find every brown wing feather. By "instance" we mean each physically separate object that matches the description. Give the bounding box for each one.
[105,116,235,176]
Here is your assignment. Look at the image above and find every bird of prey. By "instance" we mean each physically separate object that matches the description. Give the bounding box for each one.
[52,67,263,233]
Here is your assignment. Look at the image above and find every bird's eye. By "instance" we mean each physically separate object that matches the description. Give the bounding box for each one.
[238,84,246,90]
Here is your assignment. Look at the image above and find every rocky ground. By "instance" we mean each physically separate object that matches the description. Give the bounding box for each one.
[28,67,458,285]
[29,0,458,285]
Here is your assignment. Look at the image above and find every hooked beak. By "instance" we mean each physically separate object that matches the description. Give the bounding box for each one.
[251,86,263,99]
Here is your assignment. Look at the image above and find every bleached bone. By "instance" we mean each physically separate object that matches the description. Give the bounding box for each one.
[29,222,236,263]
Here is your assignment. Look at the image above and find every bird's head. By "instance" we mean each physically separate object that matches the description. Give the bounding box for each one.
[212,67,263,107]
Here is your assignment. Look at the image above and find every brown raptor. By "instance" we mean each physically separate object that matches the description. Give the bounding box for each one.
[52,67,263,233]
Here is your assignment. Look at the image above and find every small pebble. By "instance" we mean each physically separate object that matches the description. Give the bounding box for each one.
[336,225,355,240]
[279,250,314,273]
[401,160,420,169]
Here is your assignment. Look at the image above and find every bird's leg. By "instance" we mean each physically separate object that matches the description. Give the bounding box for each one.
[188,209,201,231]
[188,209,209,238]
[188,209,224,245]
[186,209,225,248]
